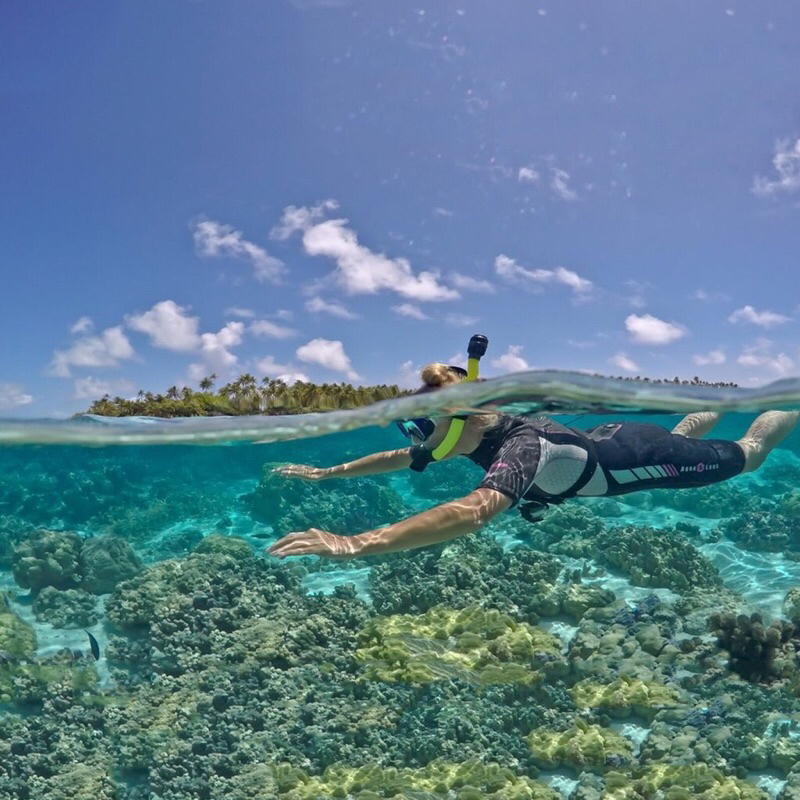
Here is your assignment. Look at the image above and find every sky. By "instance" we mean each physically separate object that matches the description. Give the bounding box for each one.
[2,0,800,416]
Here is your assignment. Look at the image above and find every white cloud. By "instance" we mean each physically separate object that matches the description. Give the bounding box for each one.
[305,296,359,319]
[255,356,309,385]
[50,327,135,377]
[193,219,285,282]
[197,321,245,373]
[692,349,726,367]
[275,309,294,321]
[609,353,639,373]
[518,166,540,183]
[0,383,33,409]
[691,288,730,303]
[737,339,795,375]
[393,304,429,320]
[126,300,201,352]
[224,307,256,318]
[433,207,454,217]
[73,376,135,401]
[728,305,790,328]
[625,313,687,345]
[296,338,360,380]
[495,255,593,295]
[270,200,339,241]
[752,137,800,196]
[450,272,495,293]
[445,313,478,327]
[249,319,297,339]
[491,345,530,373]
[274,202,459,302]
[70,316,93,335]
[551,168,578,201]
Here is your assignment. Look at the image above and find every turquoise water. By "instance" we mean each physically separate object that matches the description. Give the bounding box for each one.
[4,377,800,800]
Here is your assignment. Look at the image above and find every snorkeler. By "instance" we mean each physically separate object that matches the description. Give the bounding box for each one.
[267,335,800,560]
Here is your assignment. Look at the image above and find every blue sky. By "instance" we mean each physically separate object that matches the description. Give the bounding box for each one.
[2,0,800,416]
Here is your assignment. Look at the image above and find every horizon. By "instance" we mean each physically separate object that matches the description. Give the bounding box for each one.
[2,1,800,418]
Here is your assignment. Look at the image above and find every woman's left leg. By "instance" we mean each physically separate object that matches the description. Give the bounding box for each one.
[737,410,800,473]
[671,412,721,438]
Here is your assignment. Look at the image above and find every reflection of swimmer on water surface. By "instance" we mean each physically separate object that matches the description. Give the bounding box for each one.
[268,335,799,561]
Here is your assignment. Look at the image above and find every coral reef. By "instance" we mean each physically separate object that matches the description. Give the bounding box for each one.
[594,525,721,593]
[645,481,754,519]
[369,532,564,621]
[270,760,559,799]
[519,503,605,556]
[356,605,566,685]
[0,594,36,658]
[12,530,83,592]
[719,510,800,554]
[32,586,98,628]
[570,675,682,720]
[603,764,768,799]
[12,530,142,596]
[528,720,633,771]
[5,433,800,799]
[244,464,407,538]
[79,534,142,593]
[707,611,795,682]
[194,532,253,560]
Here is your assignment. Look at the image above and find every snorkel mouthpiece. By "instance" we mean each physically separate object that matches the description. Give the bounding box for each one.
[430,333,488,462]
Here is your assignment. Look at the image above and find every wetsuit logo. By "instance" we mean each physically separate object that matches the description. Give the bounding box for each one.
[679,463,718,473]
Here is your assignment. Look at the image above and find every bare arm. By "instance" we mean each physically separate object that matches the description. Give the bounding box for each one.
[349,487,512,556]
[325,448,414,478]
[275,448,415,481]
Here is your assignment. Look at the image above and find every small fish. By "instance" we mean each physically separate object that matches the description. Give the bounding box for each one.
[86,631,100,661]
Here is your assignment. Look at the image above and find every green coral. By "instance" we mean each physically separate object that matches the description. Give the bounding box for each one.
[272,759,559,799]
[79,534,142,594]
[107,685,200,771]
[0,659,98,707]
[528,719,633,771]
[193,532,253,559]
[45,763,117,800]
[106,559,185,630]
[0,594,36,658]
[32,586,98,628]
[595,525,721,592]
[356,605,565,685]
[570,675,682,720]
[12,530,84,592]
[603,764,768,799]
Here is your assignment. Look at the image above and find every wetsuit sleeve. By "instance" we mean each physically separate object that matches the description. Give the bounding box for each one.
[408,444,435,472]
[476,431,541,507]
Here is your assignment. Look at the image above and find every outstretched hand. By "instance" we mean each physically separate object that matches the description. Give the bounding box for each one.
[267,528,360,560]
[272,464,329,482]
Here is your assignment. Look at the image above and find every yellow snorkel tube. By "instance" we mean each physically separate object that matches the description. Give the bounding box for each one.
[431,333,489,461]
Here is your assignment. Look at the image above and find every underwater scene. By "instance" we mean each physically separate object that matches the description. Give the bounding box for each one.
[4,383,800,800]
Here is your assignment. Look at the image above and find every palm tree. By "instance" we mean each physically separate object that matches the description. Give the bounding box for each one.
[199,374,216,392]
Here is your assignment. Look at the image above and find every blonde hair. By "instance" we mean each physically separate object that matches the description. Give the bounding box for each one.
[419,363,463,390]
[418,362,502,436]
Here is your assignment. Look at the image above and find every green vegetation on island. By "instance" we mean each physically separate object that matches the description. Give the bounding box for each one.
[86,374,411,417]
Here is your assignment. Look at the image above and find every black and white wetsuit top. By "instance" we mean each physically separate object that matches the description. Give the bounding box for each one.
[413,415,746,515]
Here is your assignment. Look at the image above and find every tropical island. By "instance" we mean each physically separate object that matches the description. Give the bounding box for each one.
[86,374,411,417]
[85,372,738,417]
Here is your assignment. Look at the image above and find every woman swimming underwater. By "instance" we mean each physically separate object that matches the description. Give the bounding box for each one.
[268,335,799,560]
